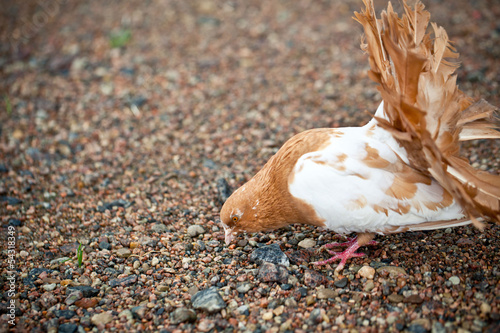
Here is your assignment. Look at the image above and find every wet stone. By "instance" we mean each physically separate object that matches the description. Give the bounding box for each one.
[257,262,289,284]
[170,308,197,324]
[191,287,226,313]
[108,274,137,287]
[249,244,290,266]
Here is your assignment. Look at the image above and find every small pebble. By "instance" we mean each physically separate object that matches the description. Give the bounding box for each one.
[187,225,205,237]
[364,280,375,292]
[297,238,316,248]
[262,311,274,320]
[317,288,337,299]
[480,302,491,314]
[334,277,348,288]
[116,248,131,258]
[257,262,289,283]
[91,312,113,326]
[236,283,253,294]
[171,308,197,324]
[358,265,375,279]
[43,283,57,291]
[449,276,460,285]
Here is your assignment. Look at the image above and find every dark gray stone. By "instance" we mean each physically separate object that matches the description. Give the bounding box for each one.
[54,309,76,319]
[67,286,100,298]
[131,305,148,319]
[108,275,137,287]
[249,244,290,267]
[334,277,348,288]
[307,308,324,325]
[98,241,112,250]
[58,323,78,333]
[191,287,226,313]
[216,178,232,203]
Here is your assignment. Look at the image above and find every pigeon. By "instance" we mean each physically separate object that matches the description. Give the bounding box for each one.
[220,0,500,271]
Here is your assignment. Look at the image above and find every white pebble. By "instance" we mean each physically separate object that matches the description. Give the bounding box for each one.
[187,225,205,237]
[358,266,375,279]
[449,276,460,285]
[43,283,56,291]
[298,238,316,248]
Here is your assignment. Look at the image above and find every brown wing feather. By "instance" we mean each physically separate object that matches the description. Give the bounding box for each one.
[354,0,500,226]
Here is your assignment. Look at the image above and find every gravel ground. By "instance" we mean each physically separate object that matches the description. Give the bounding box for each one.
[1,0,499,332]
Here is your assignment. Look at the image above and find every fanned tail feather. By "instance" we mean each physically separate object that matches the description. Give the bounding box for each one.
[354,0,500,226]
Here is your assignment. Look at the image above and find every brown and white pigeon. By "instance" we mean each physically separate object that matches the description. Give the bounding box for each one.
[220,0,500,271]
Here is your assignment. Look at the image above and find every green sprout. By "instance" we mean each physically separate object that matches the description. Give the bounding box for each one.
[4,95,12,115]
[109,29,132,48]
[77,243,85,268]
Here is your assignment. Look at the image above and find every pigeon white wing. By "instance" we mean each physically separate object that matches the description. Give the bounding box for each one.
[288,120,465,234]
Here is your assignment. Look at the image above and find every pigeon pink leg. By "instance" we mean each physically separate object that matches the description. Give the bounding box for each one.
[314,233,377,271]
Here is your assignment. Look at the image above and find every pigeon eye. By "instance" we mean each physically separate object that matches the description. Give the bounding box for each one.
[232,216,239,222]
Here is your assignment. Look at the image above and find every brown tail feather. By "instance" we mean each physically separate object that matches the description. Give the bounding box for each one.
[354,0,500,226]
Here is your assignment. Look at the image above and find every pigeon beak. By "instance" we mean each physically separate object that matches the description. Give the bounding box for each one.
[224,227,235,245]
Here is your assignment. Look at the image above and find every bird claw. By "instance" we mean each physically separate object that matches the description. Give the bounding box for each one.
[314,236,377,271]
